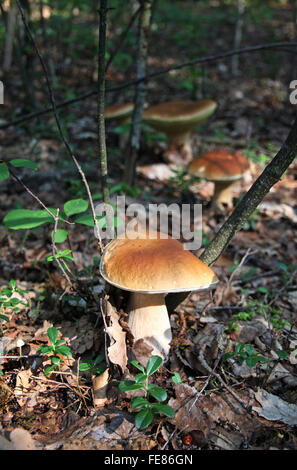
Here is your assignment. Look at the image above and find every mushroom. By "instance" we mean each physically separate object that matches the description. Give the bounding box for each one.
[188,149,250,211]
[99,232,218,360]
[105,102,134,125]
[105,102,134,150]
[142,100,217,166]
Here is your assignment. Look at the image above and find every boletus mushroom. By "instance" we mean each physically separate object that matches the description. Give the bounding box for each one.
[99,232,218,360]
[188,150,250,210]
[142,100,217,166]
[105,102,134,125]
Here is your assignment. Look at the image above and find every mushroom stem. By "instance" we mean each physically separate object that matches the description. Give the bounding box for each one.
[164,131,192,165]
[213,180,237,210]
[128,292,172,359]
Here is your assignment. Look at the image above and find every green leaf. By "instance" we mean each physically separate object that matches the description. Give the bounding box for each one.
[134,409,153,430]
[146,355,163,376]
[10,158,38,171]
[276,350,288,360]
[51,356,61,366]
[3,208,57,230]
[44,365,57,377]
[74,213,103,227]
[119,380,144,392]
[0,314,9,322]
[0,162,10,181]
[245,345,255,356]
[47,327,58,345]
[51,229,68,243]
[64,198,88,217]
[130,360,145,373]
[151,403,175,418]
[172,372,182,384]
[147,385,167,402]
[131,397,149,409]
[79,362,92,371]
[36,345,53,355]
[55,345,72,357]
[135,373,147,384]
[245,357,257,367]
[258,286,269,294]
[93,354,105,365]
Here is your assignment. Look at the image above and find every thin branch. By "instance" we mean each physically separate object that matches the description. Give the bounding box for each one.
[98,0,110,206]
[7,165,73,225]
[105,4,142,72]
[51,208,73,288]
[2,40,297,130]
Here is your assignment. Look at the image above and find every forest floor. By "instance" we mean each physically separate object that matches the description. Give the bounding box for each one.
[0,1,297,451]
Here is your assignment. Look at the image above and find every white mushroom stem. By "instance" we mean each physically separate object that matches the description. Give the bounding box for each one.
[213,180,238,210]
[128,292,172,359]
[164,130,193,165]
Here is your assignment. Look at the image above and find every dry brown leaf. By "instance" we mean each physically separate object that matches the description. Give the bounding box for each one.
[136,163,177,182]
[103,299,127,373]
[14,369,32,407]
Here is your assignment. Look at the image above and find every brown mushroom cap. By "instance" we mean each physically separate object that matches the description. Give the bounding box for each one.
[100,234,218,294]
[188,150,250,182]
[105,102,134,120]
[142,100,217,133]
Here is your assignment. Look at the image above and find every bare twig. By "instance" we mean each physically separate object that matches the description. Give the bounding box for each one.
[51,208,73,288]
[105,5,142,72]
[7,165,73,225]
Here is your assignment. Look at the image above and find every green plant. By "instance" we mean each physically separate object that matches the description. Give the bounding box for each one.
[79,354,106,375]
[119,356,175,430]
[246,299,291,332]
[0,280,28,323]
[37,327,72,377]
[224,343,267,368]
[168,168,196,195]
[227,310,255,333]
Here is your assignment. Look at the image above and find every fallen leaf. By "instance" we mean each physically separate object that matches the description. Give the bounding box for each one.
[253,389,297,425]
[103,299,127,373]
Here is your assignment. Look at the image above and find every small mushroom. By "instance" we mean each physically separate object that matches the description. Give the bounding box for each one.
[142,100,217,166]
[100,233,218,360]
[105,102,134,125]
[188,149,250,211]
